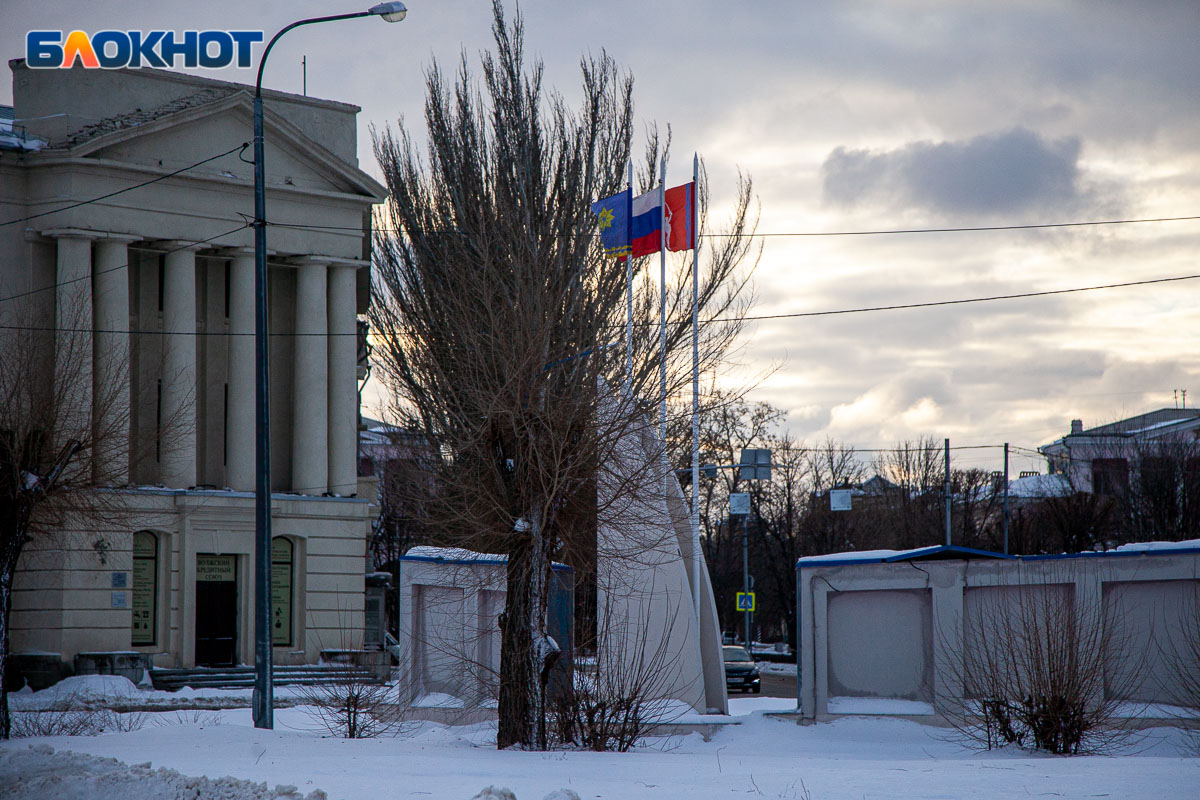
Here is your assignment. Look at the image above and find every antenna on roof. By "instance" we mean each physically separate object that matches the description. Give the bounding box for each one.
[1184,389,1188,409]
[1175,389,1179,409]
[302,55,307,96]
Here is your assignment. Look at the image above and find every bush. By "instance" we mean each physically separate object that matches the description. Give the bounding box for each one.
[942,577,1136,754]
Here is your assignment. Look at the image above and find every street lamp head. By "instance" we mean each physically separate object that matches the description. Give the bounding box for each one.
[368,1,407,22]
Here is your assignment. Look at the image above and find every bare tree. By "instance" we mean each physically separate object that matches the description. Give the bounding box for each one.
[368,3,757,750]
[872,438,945,550]
[0,292,163,739]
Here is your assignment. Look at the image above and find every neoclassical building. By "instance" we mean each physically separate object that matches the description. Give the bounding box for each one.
[0,59,384,673]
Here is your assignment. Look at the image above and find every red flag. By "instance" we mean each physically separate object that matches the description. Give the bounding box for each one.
[664,182,695,252]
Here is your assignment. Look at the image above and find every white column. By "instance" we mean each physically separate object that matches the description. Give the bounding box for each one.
[225,249,255,491]
[46,230,96,447]
[92,237,136,484]
[160,244,200,489]
[327,264,359,496]
[292,260,328,495]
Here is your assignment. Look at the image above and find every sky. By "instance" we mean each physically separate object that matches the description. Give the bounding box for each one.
[4,0,1200,475]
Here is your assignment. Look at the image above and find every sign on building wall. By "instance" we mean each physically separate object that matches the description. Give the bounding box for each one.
[197,554,236,582]
[131,532,157,646]
[271,538,293,646]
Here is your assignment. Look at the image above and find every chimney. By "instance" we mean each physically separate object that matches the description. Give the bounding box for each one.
[1070,419,1083,435]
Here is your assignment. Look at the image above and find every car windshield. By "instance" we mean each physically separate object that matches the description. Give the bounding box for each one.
[723,646,752,662]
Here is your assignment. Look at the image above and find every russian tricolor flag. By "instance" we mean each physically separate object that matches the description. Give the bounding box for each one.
[630,183,696,257]
[630,189,662,257]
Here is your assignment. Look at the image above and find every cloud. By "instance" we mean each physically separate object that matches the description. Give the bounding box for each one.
[821,127,1087,218]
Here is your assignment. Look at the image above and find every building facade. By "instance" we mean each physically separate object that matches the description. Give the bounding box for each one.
[0,60,385,673]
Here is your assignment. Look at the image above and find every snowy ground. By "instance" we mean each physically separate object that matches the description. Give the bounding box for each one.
[3,676,1198,800]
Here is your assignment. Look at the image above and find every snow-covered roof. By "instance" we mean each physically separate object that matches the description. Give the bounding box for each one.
[798,539,1200,569]
[796,544,1013,568]
[0,105,45,151]
[401,545,573,572]
[1006,473,1071,498]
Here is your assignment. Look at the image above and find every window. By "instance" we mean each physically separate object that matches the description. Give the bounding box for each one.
[271,538,294,646]
[131,531,158,646]
[1092,458,1129,497]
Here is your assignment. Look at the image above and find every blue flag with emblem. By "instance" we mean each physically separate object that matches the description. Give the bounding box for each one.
[590,188,632,258]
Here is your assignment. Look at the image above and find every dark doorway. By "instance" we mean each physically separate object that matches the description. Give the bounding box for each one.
[195,555,237,666]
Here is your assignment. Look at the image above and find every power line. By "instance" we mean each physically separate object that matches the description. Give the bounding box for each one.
[0,224,251,307]
[705,214,1200,238]
[722,273,1200,325]
[0,143,249,229]
[267,213,1200,238]
[0,323,358,338]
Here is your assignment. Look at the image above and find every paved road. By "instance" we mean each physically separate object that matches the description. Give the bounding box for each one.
[760,669,797,698]
[725,666,796,698]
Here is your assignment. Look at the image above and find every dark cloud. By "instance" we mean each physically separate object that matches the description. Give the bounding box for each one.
[821,128,1085,218]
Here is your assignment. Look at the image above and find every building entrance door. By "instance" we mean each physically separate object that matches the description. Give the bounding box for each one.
[195,554,237,667]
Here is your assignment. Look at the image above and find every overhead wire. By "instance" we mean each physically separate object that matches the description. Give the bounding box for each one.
[0,143,250,229]
[267,213,1200,237]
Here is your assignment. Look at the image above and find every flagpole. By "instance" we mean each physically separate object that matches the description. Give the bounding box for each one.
[690,153,701,620]
[659,156,668,447]
[626,161,634,390]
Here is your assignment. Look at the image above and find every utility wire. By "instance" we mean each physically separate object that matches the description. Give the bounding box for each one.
[0,224,251,307]
[267,213,1200,238]
[716,273,1200,325]
[0,143,249,229]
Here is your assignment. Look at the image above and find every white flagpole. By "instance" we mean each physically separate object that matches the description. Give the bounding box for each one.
[659,155,667,446]
[626,161,634,390]
[690,153,701,619]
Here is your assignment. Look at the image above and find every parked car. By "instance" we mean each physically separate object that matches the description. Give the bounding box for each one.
[722,645,761,694]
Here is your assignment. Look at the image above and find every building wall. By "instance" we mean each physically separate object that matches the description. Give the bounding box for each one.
[3,61,383,676]
[797,549,1200,720]
[826,588,932,701]
[10,491,371,668]
[395,552,574,707]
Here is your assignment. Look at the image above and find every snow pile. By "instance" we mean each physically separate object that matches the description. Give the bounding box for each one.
[1110,538,1200,553]
[10,673,317,712]
[16,675,143,705]
[472,788,580,800]
[0,745,329,800]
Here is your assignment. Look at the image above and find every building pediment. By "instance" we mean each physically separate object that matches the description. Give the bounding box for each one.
[58,90,385,202]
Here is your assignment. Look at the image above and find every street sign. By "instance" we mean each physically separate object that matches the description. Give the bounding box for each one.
[736,591,756,612]
[830,489,852,512]
[729,492,750,516]
[738,448,772,481]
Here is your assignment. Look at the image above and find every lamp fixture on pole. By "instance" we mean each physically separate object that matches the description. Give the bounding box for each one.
[251,2,406,731]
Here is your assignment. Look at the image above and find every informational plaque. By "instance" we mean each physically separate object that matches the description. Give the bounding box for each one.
[271,539,293,646]
[131,532,156,646]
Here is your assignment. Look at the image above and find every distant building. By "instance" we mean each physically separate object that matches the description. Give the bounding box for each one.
[1,59,384,677]
[1039,409,1200,495]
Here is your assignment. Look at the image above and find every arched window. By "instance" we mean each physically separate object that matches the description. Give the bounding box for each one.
[131,531,158,646]
[271,537,294,646]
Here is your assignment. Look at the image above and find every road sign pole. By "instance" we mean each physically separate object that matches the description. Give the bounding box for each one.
[742,514,750,648]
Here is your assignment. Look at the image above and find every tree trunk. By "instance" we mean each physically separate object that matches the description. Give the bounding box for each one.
[0,556,15,740]
[496,507,555,749]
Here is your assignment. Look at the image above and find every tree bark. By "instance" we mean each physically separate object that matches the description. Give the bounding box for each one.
[496,507,554,749]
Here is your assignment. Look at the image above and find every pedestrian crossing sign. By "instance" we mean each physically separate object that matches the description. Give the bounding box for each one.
[736,592,756,612]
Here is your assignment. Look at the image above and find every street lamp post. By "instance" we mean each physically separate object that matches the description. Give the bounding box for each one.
[251,2,407,731]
